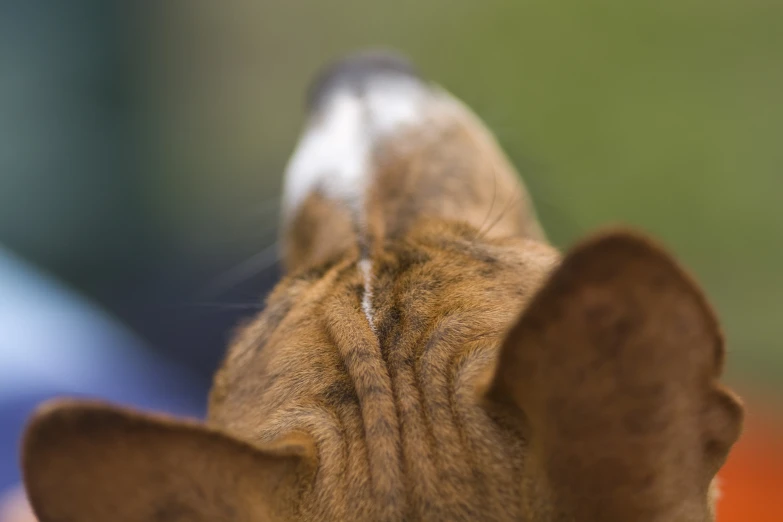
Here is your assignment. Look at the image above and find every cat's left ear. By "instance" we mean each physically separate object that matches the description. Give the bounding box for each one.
[23,400,316,522]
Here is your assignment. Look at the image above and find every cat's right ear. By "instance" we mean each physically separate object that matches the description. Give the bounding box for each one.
[485,230,743,521]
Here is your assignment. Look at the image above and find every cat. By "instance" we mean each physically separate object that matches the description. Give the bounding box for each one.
[22,50,743,522]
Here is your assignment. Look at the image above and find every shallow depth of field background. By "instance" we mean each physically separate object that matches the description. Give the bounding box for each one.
[1,1,781,520]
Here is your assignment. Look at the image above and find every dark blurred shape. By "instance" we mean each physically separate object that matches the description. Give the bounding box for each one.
[0,0,278,380]
[307,49,420,111]
[0,0,149,290]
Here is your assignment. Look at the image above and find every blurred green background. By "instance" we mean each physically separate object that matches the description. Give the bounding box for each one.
[1,1,780,399]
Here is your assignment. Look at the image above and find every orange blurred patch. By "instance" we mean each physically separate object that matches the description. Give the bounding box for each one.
[717,408,783,521]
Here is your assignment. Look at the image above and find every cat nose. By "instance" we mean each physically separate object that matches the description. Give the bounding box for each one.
[306,49,424,113]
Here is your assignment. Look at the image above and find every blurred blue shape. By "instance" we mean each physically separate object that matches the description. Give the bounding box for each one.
[0,246,207,490]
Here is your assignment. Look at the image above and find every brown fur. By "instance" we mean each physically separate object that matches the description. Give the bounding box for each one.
[21,51,743,522]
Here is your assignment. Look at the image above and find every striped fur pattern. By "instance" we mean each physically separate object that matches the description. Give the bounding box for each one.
[21,50,743,522]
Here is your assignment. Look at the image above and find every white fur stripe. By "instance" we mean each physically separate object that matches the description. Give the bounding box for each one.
[282,76,428,219]
[358,258,375,330]
[282,75,439,329]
